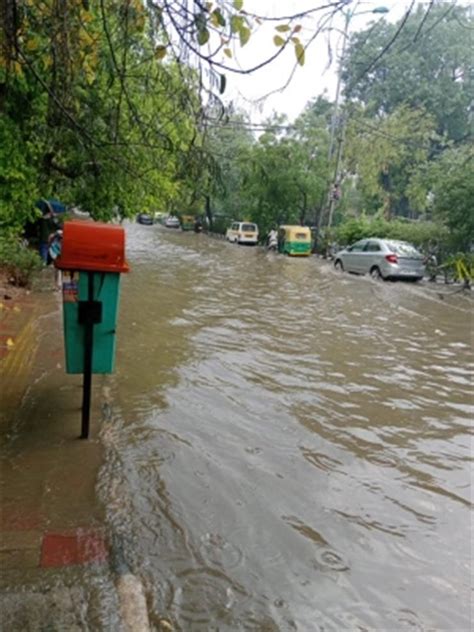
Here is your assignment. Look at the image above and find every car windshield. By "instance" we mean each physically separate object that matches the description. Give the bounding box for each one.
[241,223,257,232]
[295,232,308,239]
[386,241,420,256]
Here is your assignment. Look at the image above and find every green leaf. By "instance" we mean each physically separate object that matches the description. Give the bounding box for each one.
[231,15,243,33]
[233,0,243,10]
[197,27,210,46]
[239,25,251,46]
[194,11,207,33]
[294,42,305,66]
[219,73,227,94]
[224,47,232,59]
[155,46,167,60]
[273,35,285,47]
[211,8,226,27]
[275,25,290,33]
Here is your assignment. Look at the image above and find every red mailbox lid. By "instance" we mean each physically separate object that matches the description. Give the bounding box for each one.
[55,221,130,273]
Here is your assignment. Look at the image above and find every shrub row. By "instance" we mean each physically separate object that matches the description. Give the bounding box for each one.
[333,218,450,253]
[0,234,43,287]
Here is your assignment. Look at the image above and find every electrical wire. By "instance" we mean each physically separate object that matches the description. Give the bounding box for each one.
[351,0,415,85]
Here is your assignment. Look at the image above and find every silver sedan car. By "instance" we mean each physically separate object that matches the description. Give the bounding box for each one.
[334,238,425,281]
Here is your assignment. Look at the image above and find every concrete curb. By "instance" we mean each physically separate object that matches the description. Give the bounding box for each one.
[116,573,151,632]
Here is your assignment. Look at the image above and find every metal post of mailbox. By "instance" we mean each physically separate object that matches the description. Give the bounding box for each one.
[81,272,94,439]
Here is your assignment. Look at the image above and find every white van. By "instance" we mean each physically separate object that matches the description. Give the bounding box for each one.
[225,222,259,245]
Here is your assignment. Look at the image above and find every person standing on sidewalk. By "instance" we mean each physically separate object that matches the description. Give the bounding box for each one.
[38,205,55,264]
[48,227,63,289]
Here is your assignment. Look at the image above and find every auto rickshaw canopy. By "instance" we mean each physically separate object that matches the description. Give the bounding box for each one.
[279,225,312,241]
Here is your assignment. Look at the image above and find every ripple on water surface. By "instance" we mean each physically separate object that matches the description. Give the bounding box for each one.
[99,224,473,630]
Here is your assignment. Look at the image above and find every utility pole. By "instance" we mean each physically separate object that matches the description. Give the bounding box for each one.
[327,114,347,232]
[321,10,350,240]
[327,11,351,166]
[323,5,389,237]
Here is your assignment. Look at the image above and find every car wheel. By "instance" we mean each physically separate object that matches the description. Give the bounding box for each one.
[334,259,344,272]
[370,266,383,281]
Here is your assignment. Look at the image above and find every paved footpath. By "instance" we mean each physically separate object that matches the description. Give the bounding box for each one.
[0,275,124,630]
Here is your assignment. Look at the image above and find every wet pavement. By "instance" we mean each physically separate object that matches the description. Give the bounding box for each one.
[1,224,473,630]
[1,278,120,630]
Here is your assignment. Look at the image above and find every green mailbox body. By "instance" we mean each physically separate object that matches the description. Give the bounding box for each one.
[55,221,129,374]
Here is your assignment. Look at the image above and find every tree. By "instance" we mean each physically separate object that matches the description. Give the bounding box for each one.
[0,0,351,231]
[205,101,331,235]
[286,97,331,225]
[0,0,204,226]
[201,105,255,222]
[344,105,438,218]
[427,146,474,251]
[343,3,473,142]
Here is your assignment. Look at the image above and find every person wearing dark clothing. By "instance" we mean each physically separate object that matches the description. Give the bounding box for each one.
[38,212,55,263]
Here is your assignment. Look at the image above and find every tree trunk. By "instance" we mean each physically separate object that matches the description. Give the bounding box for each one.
[205,195,213,231]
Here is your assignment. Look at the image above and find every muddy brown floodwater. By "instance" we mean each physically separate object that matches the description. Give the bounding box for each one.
[94,223,473,631]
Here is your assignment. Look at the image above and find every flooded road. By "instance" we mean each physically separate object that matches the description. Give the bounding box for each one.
[100,223,472,631]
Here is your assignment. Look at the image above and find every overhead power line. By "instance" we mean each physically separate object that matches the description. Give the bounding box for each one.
[351,0,415,85]
[202,112,443,153]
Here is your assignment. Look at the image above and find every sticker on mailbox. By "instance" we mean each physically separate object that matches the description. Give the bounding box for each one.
[63,279,78,303]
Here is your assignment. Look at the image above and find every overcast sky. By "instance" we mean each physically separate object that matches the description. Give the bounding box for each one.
[216,0,462,122]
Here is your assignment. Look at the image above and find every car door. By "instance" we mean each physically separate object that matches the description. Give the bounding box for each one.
[344,240,367,273]
[362,240,383,274]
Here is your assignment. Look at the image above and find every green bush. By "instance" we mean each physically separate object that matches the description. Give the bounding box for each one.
[0,234,43,287]
[334,217,450,253]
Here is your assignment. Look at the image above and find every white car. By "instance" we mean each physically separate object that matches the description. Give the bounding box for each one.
[226,222,259,245]
[334,238,425,281]
[164,216,180,228]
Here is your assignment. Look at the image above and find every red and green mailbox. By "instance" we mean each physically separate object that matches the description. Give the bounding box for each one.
[55,221,129,438]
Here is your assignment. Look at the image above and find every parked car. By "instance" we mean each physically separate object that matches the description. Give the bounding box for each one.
[334,238,425,281]
[137,213,153,225]
[225,221,259,245]
[164,215,180,228]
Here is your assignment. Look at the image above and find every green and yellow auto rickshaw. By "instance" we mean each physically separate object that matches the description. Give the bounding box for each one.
[180,214,195,231]
[278,225,312,256]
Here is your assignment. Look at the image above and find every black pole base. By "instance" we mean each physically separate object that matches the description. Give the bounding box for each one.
[78,272,102,440]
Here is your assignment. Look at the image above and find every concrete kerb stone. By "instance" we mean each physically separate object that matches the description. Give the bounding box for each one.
[116,573,151,632]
